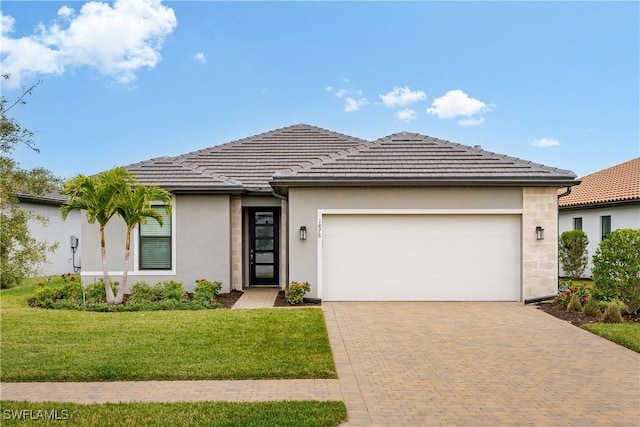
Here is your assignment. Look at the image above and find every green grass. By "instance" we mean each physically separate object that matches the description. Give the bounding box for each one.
[0,279,336,382]
[582,322,640,353]
[0,400,348,426]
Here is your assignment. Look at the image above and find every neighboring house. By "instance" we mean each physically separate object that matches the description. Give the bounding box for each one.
[558,157,640,278]
[17,192,82,276]
[80,124,578,302]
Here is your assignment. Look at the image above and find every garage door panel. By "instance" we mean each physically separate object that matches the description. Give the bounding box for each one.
[322,214,521,301]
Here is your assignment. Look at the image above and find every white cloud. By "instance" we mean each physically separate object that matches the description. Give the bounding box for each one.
[396,108,417,122]
[342,77,349,84]
[0,0,177,88]
[427,89,490,119]
[379,86,427,107]
[531,137,560,148]
[458,117,485,127]
[193,52,206,63]
[335,88,348,98]
[324,86,334,92]
[344,97,368,112]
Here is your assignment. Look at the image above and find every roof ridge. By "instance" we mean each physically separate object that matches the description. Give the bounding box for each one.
[576,156,640,180]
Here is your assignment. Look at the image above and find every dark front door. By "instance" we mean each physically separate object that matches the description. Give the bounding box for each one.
[249,208,279,286]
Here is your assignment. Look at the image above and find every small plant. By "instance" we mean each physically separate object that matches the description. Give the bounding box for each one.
[194,279,222,306]
[33,286,58,309]
[285,281,310,304]
[582,297,602,318]
[85,279,119,304]
[566,293,583,312]
[601,301,624,323]
[559,230,589,280]
[129,281,160,303]
[554,281,592,309]
[159,280,185,301]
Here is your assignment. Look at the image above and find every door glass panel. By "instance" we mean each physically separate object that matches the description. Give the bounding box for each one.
[255,252,274,263]
[255,239,274,250]
[255,265,274,279]
[255,226,274,238]
[255,212,274,225]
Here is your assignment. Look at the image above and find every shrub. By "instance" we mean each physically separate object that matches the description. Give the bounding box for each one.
[33,286,58,309]
[601,301,624,323]
[554,281,592,308]
[285,281,311,304]
[559,230,589,280]
[130,281,161,303]
[194,279,222,306]
[59,282,83,303]
[85,280,119,305]
[592,229,640,314]
[582,297,602,318]
[159,280,185,301]
[566,293,583,312]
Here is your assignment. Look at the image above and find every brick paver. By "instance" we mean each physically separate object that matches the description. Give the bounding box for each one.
[323,302,640,426]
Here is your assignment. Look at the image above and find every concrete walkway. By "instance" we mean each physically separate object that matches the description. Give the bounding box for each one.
[231,287,279,309]
[2,302,639,427]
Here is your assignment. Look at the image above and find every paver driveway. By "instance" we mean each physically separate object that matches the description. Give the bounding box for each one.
[323,302,640,426]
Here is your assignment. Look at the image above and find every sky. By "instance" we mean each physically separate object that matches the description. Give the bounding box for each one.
[1,0,638,180]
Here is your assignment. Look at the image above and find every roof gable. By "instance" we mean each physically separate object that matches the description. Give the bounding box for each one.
[559,157,640,208]
[272,132,577,186]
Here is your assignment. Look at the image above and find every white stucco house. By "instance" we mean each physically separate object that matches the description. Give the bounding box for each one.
[17,192,81,276]
[558,157,640,278]
[79,124,578,302]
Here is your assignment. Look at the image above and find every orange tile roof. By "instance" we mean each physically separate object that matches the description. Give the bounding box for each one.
[559,157,640,207]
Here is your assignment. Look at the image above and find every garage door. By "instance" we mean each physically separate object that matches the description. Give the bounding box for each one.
[321,214,521,301]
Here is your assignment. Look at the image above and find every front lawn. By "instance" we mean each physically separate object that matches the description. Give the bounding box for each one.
[0,280,336,382]
[0,400,348,427]
[582,323,640,353]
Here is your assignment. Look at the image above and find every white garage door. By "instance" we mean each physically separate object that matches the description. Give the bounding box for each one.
[321,214,521,301]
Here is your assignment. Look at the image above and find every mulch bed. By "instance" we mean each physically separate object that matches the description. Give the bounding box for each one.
[273,291,322,307]
[215,290,244,309]
[535,301,640,327]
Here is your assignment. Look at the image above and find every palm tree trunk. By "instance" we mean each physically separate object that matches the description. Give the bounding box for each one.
[101,227,116,304]
[114,228,132,305]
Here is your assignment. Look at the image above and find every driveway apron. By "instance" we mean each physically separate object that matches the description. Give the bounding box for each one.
[323,302,640,426]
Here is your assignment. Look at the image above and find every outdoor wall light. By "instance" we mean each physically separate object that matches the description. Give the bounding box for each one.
[536,226,545,241]
[299,226,307,240]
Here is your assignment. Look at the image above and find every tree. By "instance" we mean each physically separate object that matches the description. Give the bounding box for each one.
[113,182,171,304]
[1,74,60,288]
[558,230,589,281]
[592,229,640,315]
[60,168,135,303]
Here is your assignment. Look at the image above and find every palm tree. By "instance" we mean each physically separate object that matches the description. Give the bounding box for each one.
[113,183,172,304]
[61,167,135,304]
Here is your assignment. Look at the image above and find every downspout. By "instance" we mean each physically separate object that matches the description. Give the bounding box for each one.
[555,186,573,292]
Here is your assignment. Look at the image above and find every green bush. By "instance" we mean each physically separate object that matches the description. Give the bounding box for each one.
[592,229,640,314]
[33,286,58,309]
[582,297,602,318]
[554,281,592,308]
[130,281,161,303]
[85,279,119,304]
[559,230,589,280]
[285,281,311,304]
[194,279,222,306]
[601,301,624,323]
[59,281,83,303]
[159,280,185,301]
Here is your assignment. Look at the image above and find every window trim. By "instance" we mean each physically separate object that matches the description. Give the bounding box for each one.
[133,198,176,275]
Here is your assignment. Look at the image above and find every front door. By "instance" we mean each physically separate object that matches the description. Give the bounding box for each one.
[249,208,280,286]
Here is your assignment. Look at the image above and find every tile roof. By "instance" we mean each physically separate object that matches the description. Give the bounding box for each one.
[126,125,577,193]
[272,132,577,185]
[17,191,67,206]
[558,157,640,208]
[127,124,367,191]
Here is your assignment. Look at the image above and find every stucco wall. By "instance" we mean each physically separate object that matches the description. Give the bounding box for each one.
[288,187,525,299]
[559,204,640,277]
[81,194,232,292]
[21,202,81,276]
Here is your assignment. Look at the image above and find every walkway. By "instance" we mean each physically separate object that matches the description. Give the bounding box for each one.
[231,287,279,309]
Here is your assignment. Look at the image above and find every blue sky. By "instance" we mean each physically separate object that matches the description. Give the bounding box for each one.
[2,0,638,180]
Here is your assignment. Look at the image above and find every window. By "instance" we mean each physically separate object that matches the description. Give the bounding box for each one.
[573,217,582,230]
[601,215,611,241]
[139,206,171,270]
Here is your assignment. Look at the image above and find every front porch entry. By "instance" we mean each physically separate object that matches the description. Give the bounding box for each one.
[247,207,280,287]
